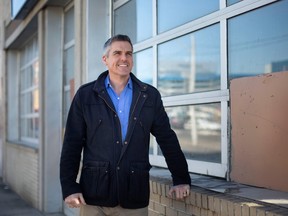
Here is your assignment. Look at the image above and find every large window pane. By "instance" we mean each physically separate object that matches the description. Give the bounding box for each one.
[134,48,153,85]
[228,1,288,79]
[158,24,220,96]
[63,6,75,126]
[19,37,39,142]
[114,0,152,43]
[158,0,218,33]
[64,7,74,44]
[159,103,221,163]
[64,46,75,85]
[227,0,242,6]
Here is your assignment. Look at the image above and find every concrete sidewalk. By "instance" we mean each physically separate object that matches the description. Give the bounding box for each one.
[0,179,65,216]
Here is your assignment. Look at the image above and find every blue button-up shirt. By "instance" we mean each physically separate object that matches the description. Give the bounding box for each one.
[105,75,133,142]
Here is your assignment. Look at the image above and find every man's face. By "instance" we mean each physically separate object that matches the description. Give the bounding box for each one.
[102,41,133,78]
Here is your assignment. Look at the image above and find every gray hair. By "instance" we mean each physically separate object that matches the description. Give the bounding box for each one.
[103,34,133,56]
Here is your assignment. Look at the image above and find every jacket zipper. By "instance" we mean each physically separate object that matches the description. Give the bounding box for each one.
[98,92,123,203]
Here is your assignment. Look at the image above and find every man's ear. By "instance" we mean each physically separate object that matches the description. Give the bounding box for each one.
[102,55,107,65]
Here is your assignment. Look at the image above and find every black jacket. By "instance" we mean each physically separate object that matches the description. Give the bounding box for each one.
[60,71,191,209]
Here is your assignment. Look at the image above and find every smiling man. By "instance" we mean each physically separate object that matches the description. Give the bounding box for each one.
[60,34,191,216]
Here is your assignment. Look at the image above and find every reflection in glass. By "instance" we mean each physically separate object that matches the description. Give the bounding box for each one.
[158,24,220,96]
[63,91,70,123]
[158,0,218,33]
[158,104,221,163]
[64,46,75,85]
[114,0,152,43]
[134,48,153,85]
[21,117,39,139]
[18,37,39,142]
[228,1,288,80]
[227,0,242,6]
[64,7,75,44]
[63,7,75,127]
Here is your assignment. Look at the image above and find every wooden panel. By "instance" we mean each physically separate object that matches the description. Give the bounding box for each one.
[230,71,288,192]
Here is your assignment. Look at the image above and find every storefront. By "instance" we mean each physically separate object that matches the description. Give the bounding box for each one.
[0,0,287,215]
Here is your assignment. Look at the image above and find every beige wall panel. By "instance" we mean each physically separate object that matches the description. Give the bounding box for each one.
[5,143,39,208]
[230,71,288,192]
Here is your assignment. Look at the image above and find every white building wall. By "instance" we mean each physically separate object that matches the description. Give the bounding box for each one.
[39,6,64,213]
[0,0,11,180]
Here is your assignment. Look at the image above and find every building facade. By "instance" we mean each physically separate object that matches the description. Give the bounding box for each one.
[0,0,287,215]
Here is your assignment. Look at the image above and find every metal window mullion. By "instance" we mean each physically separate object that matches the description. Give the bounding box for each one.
[220,0,227,9]
[221,101,228,178]
[152,0,158,154]
[220,19,228,90]
[134,0,278,54]
[152,45,158,155]
[20,85,38,94]
[20,113,39,118]
[162,90,230,107]
[20,57,39,70]
[152,0,157,37]
[220,15,229,179]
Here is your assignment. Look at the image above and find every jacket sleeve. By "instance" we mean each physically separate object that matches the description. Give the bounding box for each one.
[151,90,191,186]
[60,90,86,199]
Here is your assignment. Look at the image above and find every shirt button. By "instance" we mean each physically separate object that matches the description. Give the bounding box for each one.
[116,141,120,144]
[117,166,120,170]
[124,141,128,145]
[134,117,137,120]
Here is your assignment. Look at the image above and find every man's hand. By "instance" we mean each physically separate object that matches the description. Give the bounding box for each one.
[168,184,190,200]
[64,193,86,208]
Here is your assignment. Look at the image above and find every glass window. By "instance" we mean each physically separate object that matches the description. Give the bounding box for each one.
[114,0,152,43]
[228,1,288,79]
[63,46,75,85]
[158,24,220,96]
[64,7,74,44]
[227,0,243,6]
[19,38,39,142]
[63,6,75,126]
[160,103,221,163]
[157,0,219,33]
[133,48,153,85]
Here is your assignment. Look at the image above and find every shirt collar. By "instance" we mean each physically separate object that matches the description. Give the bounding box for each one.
[105,75,133,90]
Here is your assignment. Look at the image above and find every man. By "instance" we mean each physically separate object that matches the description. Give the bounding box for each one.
[60,34,191,216]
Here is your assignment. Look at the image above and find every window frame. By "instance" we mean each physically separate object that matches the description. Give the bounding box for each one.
[112,0,279,178]
[18,36,39,146]
[62,4,75,127]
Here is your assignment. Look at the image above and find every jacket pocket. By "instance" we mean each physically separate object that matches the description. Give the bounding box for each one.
[128,162,151,203]
[80,161,110,199]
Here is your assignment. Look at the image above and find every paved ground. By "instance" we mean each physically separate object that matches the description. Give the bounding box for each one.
[0,179,65,216]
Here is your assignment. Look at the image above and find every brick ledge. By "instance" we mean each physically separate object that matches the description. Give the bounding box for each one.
[149,168,288,216]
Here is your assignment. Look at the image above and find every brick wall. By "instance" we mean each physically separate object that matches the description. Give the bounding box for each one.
[5,143,39,209]
[149,178,288,216]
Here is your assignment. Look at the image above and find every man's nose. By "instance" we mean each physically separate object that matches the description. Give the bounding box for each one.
[120,54,127,61]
